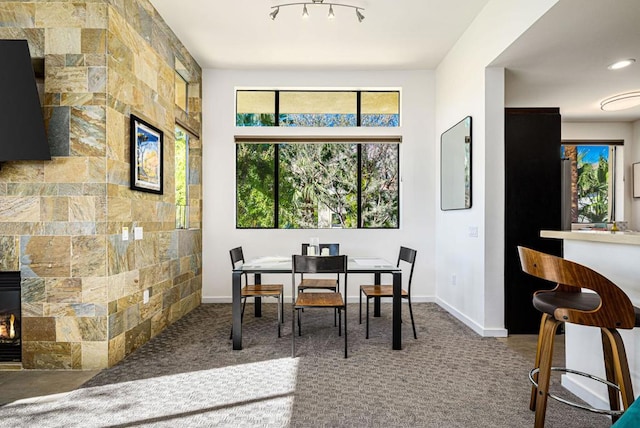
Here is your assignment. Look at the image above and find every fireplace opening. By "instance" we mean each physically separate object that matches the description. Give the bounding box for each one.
[0,272,21,362]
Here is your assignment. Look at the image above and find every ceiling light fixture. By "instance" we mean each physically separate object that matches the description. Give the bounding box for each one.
[607,58,636,70]
[600,91,640,111]
[270,0,365,22]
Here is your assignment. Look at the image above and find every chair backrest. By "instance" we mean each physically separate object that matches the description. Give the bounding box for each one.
[398,246,417,293]
[301,243,340,256]
[517,246,636,329]
[230,246,244,268]
[292,254,347,293]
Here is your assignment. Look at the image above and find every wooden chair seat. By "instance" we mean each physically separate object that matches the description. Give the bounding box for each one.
[295,292,344,308]
[360,285,408,298]
[242,284,283,297]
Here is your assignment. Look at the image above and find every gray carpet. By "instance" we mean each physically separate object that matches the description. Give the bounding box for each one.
[0,303,610,427]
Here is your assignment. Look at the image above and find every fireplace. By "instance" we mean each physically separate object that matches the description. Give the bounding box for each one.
[0,272,21,362]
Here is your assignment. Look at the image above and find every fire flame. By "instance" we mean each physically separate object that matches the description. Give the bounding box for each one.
[9,314,14,339]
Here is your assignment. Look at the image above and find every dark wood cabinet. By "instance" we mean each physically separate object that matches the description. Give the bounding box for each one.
[504,108,562,334]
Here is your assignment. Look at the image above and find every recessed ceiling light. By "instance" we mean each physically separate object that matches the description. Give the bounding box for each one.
[600,91,640,111]
[607,58,636,70]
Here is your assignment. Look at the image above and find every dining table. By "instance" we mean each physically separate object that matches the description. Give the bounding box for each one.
[231,255,403,351]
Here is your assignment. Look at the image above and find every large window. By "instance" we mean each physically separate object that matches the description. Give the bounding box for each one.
[236,89,400,229]
[236,139,399,229]
[562,142,621,223]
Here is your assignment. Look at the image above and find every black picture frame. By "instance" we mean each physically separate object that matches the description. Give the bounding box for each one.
[130,114,163,194]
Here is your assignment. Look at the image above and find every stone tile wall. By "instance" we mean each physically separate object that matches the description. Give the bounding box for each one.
[0,0,202,369]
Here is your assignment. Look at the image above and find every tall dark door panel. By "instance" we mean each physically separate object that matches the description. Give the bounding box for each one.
[505,108,562,334]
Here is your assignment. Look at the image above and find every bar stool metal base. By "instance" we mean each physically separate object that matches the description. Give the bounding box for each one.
[529,367,624,416]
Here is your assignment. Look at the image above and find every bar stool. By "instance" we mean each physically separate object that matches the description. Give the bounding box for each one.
[517,246,640,427]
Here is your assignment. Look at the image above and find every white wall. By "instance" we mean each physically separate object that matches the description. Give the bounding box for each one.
[562,122,635,227]
[629,120,640,228]
[434,0,559,336]
[201,70,436,302]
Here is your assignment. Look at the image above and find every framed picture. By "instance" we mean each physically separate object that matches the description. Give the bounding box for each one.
[130,115,163,194]
[634,163,640,198]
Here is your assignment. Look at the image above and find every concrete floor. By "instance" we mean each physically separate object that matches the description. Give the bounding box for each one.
[0,334,555,406]
[0,364,99,405]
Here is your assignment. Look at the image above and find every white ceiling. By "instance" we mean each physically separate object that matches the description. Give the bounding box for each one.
[493,0,640,122]
[149,0,640,122]
[149,0,490,70]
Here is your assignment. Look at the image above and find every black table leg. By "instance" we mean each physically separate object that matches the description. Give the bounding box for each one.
[392,271,402,350]
[232,270,242,350]
[254,273,262,317]
[373,272,381,317]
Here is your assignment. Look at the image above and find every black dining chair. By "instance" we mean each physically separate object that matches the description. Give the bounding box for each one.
[299,243,340,325]
[292,254,348,358]
[359,246,417,339]
[229,246,284,338]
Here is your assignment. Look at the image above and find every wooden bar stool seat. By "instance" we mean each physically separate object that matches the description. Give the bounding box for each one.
[518,246,639,427]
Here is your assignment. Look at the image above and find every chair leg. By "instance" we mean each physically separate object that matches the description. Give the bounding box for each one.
[533,314,561,428]
[359,288,362,324]
[281,293,285,324]
[408,296,417,339]
[338,309,342,336]
[366,296,370,339]
[277,295,281,338]
[602,327,635,411]
[601,328,621,421]
[530,314,547,411]
[344,307,348,358]
[292,304,296,358]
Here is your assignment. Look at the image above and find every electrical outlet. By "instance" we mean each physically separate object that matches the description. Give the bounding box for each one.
[134,226,143,240]
[122,227,129,241]
[468,226,479,238]
[451,274,457,286]
[143,289,149,304]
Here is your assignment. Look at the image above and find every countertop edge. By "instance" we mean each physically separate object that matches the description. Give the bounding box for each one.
[540,230,640,246]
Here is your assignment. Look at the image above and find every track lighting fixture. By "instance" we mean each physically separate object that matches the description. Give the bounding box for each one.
[270,0,365,22]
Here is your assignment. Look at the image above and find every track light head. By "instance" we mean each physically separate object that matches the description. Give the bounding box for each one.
[356,9,364,22]
[270,7,279,20]
[302,4,309,17]
[328,5,335,19]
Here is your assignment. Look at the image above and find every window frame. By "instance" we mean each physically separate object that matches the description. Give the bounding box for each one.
[235,136,401,230]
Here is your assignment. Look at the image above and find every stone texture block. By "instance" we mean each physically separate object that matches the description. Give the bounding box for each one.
[46,277,81,303]
[108,334,125,367]
[22,317,55,341]
[0,197,40,222]
[40,197,69,222]
[0,235,19,271]
[124,318,150,355]
[45,27,82,55]
[82,341,108,370]
[70,106,107,157]
[36,3,87,28]
[81,28,106,54]
[22,277,45,304]
[21,236,71,278]
[72,235,106,277]
[22,341,74,370]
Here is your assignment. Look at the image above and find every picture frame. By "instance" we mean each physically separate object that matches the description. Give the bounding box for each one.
[130,114,163,194]
[634,162,640,198]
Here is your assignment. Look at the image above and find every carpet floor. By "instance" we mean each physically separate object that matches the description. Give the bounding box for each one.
[0,303,610,427]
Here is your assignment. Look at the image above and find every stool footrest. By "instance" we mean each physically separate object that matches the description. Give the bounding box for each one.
[529,367,624,416]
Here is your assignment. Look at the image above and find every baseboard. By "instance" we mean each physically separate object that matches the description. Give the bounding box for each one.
[202,295,437,304]
[561,373,611,412]
[436,297,508,337]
